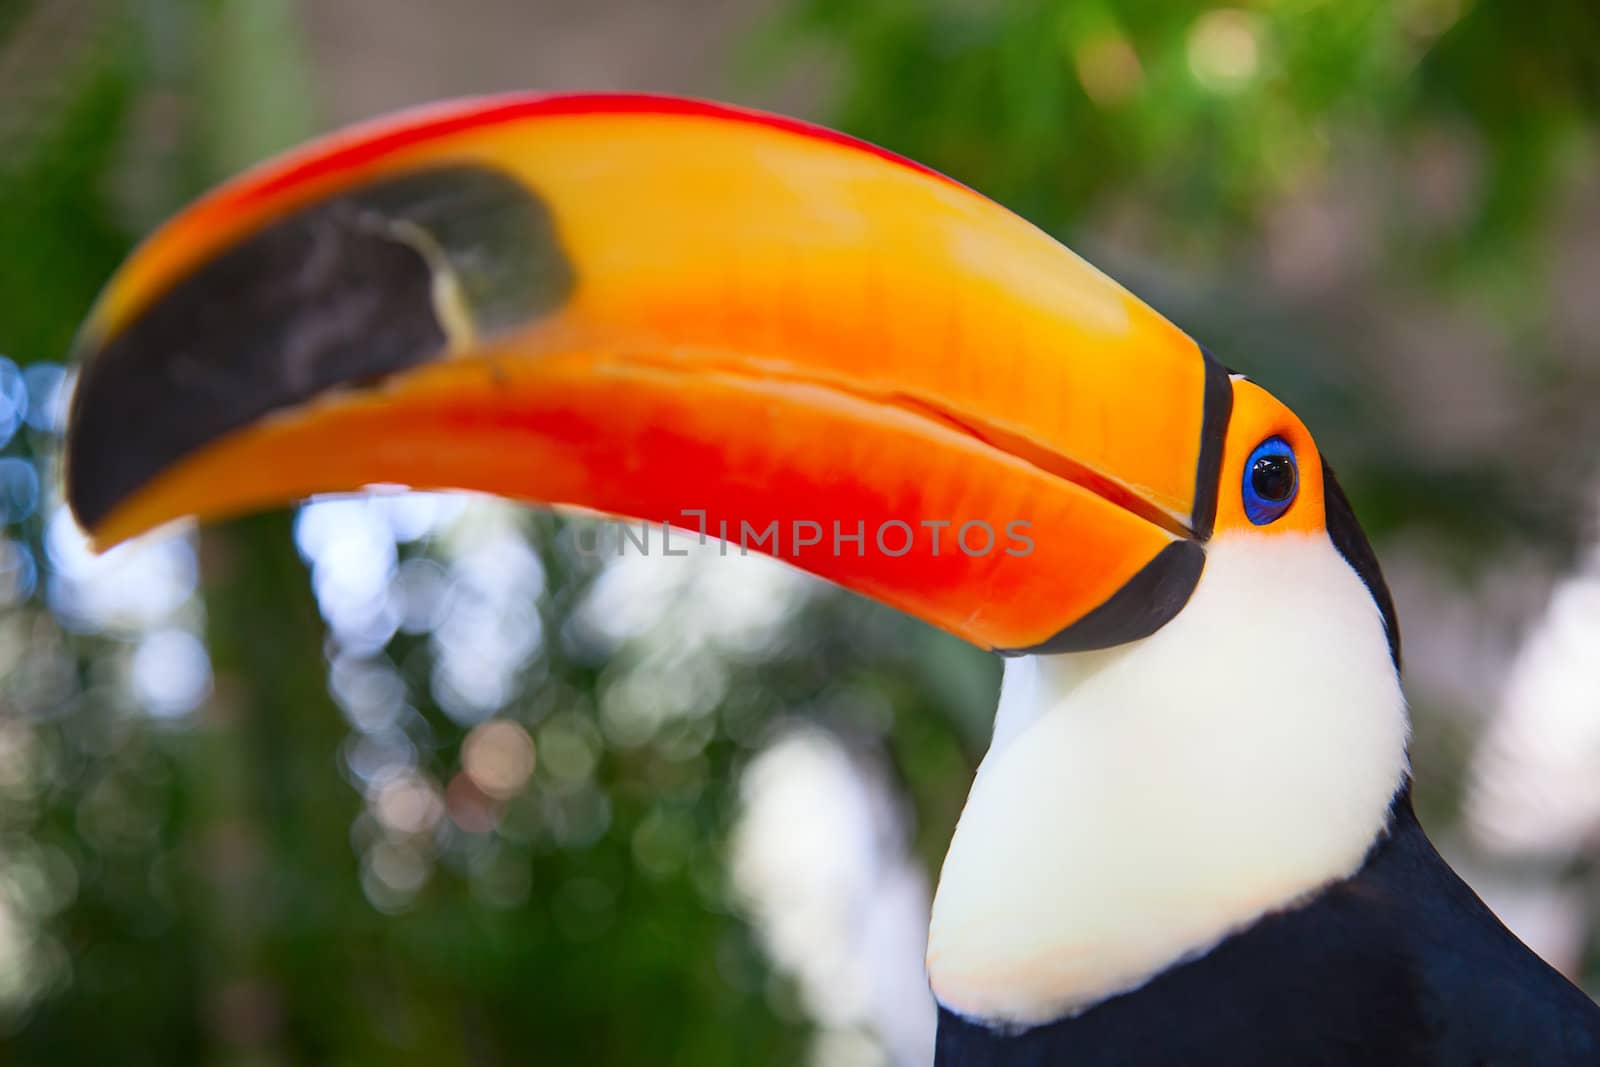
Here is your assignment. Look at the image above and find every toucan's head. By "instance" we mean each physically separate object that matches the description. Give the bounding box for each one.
[63,94,1409,1027]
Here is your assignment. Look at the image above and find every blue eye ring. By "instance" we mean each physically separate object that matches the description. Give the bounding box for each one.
[1243,436,1298,526]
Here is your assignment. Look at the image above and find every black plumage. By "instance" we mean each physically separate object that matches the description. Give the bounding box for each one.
[935,788,1600,1066]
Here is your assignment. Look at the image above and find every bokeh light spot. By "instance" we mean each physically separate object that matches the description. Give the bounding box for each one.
[131,629,213,719]
[537,713,601,789]
[0,460,39,525]
[462,720,536,799]
[1074,31,1143,107]
[0,540,37,607]
[21,363,67,434]
[446,772,499,834]
[0,358,27,448]
[362,840,431,912]
[370,770,444,837]
[1187,9,1261,93]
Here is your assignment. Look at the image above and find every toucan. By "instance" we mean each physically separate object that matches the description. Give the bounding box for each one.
[61,93,1600,1065]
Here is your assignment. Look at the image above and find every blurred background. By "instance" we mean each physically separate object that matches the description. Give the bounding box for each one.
[2,0,1599,1063]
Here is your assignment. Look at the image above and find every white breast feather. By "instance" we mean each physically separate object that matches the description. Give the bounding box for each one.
[925,532,1410,1026]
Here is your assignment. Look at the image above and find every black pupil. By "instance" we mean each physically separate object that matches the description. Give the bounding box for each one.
[1251,454,1296,502]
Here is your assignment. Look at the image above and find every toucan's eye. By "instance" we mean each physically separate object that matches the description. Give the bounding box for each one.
[1243,437,1298,525]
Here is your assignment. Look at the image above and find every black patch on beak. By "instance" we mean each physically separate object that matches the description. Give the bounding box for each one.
[1002,540,1205,655]
[1190,350,1233,542]
[66,164,573,531]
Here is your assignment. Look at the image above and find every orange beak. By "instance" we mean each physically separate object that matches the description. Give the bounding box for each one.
[64,93,1230,654]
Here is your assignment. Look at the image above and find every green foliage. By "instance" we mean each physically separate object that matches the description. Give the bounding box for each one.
[0,4,135,367]
[765,0,1596,265]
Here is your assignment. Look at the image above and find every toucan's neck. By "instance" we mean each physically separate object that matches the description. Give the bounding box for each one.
[925,533,1410,1028]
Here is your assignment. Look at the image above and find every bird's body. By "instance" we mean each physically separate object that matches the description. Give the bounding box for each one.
[937,791,1600,1066]
[58,91,1600,1065]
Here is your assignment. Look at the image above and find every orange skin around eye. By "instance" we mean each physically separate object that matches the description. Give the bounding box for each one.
[1212,378,1328,537]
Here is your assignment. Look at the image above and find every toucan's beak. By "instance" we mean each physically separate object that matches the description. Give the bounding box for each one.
[65,93,1230,654]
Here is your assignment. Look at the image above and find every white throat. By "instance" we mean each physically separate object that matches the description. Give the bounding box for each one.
[925,533,1409,1026]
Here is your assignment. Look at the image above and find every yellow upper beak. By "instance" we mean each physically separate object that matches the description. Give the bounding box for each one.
[64,92,1231,653]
